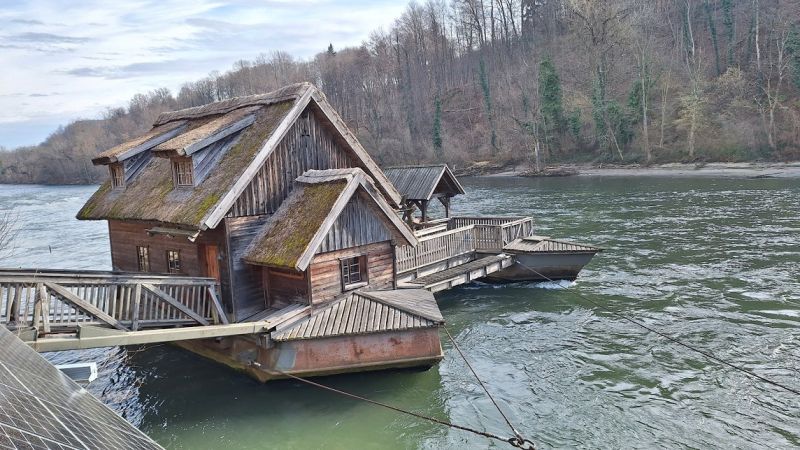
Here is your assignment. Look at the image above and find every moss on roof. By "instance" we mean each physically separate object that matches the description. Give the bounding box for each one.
[77,100,294,228]
[242,181,347,268]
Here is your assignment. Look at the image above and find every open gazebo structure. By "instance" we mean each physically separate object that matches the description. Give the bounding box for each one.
[384,164,465,223]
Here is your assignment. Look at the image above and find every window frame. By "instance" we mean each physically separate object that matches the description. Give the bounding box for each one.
[340,255,368,291]
[136,245,150,272]
[171,157,194,187]
[109,163,125,189]
[166,249,182,274]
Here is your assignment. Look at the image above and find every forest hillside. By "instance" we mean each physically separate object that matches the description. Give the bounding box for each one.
[2,0,800,184]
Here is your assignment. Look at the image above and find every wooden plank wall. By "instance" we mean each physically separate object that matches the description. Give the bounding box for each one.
[263,268,308,306]
[108,219,231,310]
[309,241,394,304]
[227,107,354,217]
[224,215,270,321]
[317,193,392,254]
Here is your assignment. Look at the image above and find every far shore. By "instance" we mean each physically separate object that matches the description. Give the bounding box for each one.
[480,161,800,178]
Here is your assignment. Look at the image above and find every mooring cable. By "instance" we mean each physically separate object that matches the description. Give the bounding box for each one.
[265,367,536,449]
[443,325,530,445]
[514,263,800,396]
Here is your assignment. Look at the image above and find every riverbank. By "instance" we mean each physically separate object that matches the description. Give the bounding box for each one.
[480,161,800,178]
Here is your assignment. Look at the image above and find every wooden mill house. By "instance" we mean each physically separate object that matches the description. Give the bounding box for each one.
[76,83,448,378]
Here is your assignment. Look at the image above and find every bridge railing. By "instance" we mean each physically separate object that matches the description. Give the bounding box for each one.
[396,216,535,273]
[396,225,475,273]
[450,216,534,251]
[0,269,227,334]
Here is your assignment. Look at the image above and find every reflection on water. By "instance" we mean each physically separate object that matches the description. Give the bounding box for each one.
[1,177,798,449]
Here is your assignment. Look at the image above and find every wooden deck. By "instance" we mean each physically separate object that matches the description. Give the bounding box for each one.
[404,255,514,292]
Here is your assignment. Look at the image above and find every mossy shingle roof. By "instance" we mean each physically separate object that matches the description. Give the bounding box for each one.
[77,100,294,228]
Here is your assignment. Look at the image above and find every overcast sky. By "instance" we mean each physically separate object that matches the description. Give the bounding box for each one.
[0,0,405,149]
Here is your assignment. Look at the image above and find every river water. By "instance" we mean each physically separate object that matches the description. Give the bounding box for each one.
[0,177,798,449]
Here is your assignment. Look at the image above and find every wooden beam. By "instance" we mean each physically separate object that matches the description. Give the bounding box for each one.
[141,284,210,326]
[45,282,130,331]
[207,287,229,325]
[28,321,276,352]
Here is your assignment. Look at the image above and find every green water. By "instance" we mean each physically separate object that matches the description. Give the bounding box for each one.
[1,177,798,449]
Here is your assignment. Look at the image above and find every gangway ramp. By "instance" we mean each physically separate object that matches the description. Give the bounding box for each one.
[0,268,309,352]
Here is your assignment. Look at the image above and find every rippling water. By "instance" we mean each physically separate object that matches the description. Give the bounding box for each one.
[1,177,798,449]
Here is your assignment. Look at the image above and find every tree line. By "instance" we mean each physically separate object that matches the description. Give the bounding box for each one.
[2,0,799,184]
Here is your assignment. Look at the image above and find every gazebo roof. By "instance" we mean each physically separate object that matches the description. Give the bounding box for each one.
[384,164,465,202]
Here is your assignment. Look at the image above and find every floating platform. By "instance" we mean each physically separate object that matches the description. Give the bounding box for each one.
[489,236,602,282]
[177,289,444,382]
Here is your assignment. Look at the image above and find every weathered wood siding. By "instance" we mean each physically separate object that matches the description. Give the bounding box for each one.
[224,215,270,321]
[309,241,394,304]
[263,268,309,306]
[317,193,392,254]
[107,220,231,309]
[227,107,353,217]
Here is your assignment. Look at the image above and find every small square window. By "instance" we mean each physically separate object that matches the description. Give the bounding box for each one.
[136,246,150,272]
[166,250,181,274]
[172,157,194,187]
[341,255,367,290]
[110,163,124,189]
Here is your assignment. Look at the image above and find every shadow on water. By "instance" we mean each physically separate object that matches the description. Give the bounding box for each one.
[2,178,799,449]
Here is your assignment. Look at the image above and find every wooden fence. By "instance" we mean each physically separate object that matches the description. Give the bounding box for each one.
[396,216,535,273]
[396,225,475,273]
[0,269,226,334]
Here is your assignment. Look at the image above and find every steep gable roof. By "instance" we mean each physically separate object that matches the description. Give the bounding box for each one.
[78,83,403,229]
[242,168,416,271]
[384,164,465,201]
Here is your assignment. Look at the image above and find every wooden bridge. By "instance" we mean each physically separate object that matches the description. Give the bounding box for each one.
[0,269,308,352]
[396,216,533,288]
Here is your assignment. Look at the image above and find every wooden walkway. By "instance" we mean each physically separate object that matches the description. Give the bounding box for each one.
[0,269,309,352]
[405,255,514,293]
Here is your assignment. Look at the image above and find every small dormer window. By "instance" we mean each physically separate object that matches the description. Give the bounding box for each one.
[172,157,194,187]
[109,163,124,189]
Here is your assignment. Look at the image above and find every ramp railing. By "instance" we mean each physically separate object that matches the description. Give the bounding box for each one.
[0,269,227,334]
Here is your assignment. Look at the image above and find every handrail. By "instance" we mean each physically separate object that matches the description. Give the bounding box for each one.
[0,271,226,334]
[396,225,475,273]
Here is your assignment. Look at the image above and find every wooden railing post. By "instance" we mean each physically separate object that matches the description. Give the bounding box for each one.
[131,283,142,331]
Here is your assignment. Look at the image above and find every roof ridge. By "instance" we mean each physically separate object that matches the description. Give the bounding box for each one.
[153,82,314,126]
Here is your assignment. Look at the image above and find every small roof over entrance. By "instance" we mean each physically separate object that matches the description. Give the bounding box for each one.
[242,168,417,271]
[384,164,465,222]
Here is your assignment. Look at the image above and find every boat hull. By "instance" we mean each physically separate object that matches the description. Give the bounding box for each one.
[487,251,598,282]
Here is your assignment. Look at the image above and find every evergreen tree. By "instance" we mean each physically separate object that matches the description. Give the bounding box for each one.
[789,26,800,90]
[433,96,443,158]
[538,56,565,146]
[478,59,498,153]
[327,43,336,56]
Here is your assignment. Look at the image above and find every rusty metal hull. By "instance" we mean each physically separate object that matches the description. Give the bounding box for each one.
[175,327,443,382]
[488,251,599,282]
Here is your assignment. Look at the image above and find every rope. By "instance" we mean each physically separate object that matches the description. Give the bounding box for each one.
[514,263,800,396]
[443,326,528,443]
[265,367,535,449]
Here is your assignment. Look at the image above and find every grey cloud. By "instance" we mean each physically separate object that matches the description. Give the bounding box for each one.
[10,19,45,25]
[6,32,91,44]
[64,58,223,79]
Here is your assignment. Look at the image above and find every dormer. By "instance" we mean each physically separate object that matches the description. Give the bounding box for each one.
[152,106,258,188]
[171,157,194,187]
[109,163,125,189]
[91,120,187,189]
